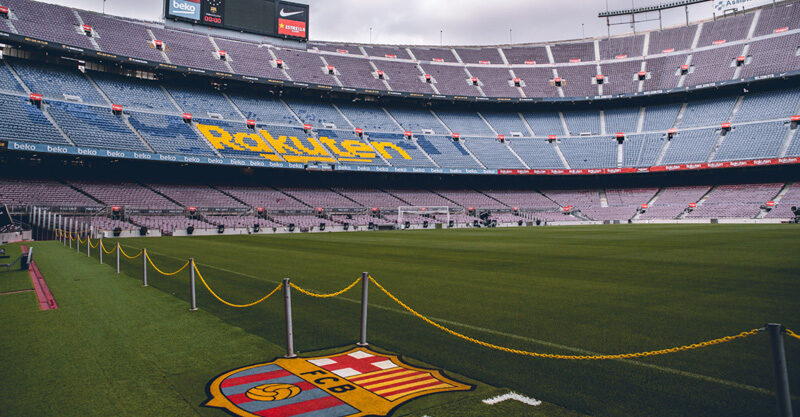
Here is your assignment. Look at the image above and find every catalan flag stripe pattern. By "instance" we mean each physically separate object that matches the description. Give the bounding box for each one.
[347,368,454,401]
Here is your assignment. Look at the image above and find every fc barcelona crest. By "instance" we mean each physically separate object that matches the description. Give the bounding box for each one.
[205,347,472,417]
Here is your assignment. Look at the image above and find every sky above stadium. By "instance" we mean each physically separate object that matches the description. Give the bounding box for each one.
[43,0,774,45]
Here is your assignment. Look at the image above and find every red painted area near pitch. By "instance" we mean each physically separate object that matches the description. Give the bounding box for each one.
[21,245,57,310]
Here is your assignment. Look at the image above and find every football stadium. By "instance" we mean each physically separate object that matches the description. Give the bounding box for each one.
[0,0,799,415]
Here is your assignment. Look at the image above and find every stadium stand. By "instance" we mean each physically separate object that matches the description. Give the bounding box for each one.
[2,0,800,234]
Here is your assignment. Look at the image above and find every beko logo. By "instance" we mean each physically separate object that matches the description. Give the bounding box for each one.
[280,8,304,17]
[170,0,200,19]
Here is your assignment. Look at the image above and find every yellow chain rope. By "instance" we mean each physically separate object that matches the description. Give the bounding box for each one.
[88,239,99,249]
[101,241,116,254]
[146,253,190,276]
[78,236,86,244]
[786,329,800,341]
[368,276,761,360]
[119,246,142,259]
[289,277,361,298]
[193,264,282,308]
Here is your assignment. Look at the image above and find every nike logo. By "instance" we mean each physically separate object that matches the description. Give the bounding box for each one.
[280,9,303,17]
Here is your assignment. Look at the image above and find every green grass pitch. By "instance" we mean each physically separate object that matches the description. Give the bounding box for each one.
[1,224,799,417]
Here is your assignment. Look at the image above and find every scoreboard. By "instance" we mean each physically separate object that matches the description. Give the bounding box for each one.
[165,0,308,40]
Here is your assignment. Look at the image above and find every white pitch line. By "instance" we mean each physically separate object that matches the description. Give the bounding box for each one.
[122,244,795,399]
[483,391,542,406]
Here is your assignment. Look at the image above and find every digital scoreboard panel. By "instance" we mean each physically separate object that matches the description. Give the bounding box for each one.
[165,0,308,40]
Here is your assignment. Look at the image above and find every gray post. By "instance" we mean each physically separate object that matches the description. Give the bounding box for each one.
[76,234,80,252]
[116,242,120,275]
[142,248,148,287]
[357,272,369,346]
[26,247,33,265]
[767,323,794,417]
[189,258,197,311]
[87,235,90,257]
[283,278,296,358]
[99,240,103,264]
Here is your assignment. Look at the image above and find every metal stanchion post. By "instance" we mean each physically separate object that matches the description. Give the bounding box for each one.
[283,278,296,358]
[87,237,90,257]
[767,323,794,417]
[116,243,120,275]
[142,249,148,287]
[76,234,80,253]
[357,272,369,346]
[99,240,103,264]
[189,258,197,311]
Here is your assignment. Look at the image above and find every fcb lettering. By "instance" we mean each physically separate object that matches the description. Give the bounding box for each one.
[206,347,472,417]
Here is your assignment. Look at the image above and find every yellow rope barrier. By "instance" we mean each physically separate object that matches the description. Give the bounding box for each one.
[289,278,361,298]
[119,246,142,259]
[786,329,800,341]
[146,253,189,276]
[369,276,760,360]
[193,264,282,308]
[88,239,99,249]
[78,236,86,244]
[101,241,116,254]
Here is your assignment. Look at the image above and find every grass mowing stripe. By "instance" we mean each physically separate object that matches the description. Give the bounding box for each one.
[119,243,786,399]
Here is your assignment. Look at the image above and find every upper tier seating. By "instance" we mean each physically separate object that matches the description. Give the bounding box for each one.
[465,137,526,169]
[0,0,797,101]
[378,60,436,94]
[214,38,288,80]
[149,27,229,72]
[434,109,494,136]
[2,0,94,49]
[47,101,147,151]
[696,13,754,47]
[754,2,800,36]
[660,128,718,164]
[388,108,447,134]
[0,93,68,145]
[127,111,216,156]
[0,53,797,171]
[287,100,349,128]
[501,46,549,65]
[10,59,106,104]
[647,25,698,54]
[599,35,644,60]
[550,42,595,63]
[481,112,530,137]
[78,11,166,62]
[508,139,565,169]
[622,134,666,167]
[711,122,788,161]
[165,84,242,120]
[605,107,640,134]
[365,132,435,168]
[415,135,483,169]
[338,103,398,132]
[408,47,457,63]
[92,72,177,113]
[229,94,298,126]
[558,137,618,169]
[455,47,503,64]
[0,62,24,93]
